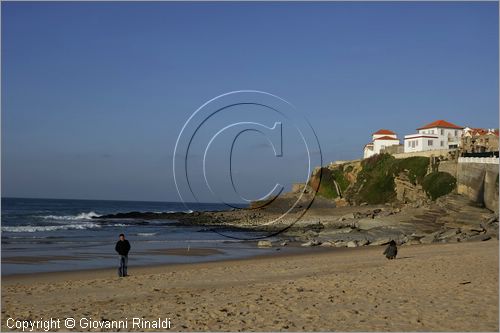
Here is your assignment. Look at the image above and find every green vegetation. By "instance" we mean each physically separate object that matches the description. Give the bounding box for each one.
[312,154,456,204]
[422,172,457,200]
[392,156,429,184]
[315,167,350,199]
[345,154,430,204]
[349,154,397,204]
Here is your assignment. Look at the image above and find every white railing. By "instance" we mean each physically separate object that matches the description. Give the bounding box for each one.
[458,157,499,164]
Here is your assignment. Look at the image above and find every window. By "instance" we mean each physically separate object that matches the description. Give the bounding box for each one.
[440,141,444,147]
[454,130,458,136]
[416,141,418,146]
[441,129,444,135]
[428,140,433,146]
[408,141,411,147]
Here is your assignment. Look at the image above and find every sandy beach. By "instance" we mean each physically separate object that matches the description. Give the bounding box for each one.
[2,240,498,332]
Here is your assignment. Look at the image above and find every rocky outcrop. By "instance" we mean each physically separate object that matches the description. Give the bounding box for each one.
[301,239,321,247]
[289,193,498,248]
[394,172,428,204]
[257,240,272,248]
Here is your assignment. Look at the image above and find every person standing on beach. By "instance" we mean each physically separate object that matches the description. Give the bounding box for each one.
[115,233,131,277]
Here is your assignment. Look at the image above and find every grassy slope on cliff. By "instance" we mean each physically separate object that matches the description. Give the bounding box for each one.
[422,171,457,200]
[345,154,431,204]
[314,167,350,199]
[353,154,397,204]
[313,154,457,204]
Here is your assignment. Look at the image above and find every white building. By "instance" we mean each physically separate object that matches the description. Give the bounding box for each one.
[364,129,400,158]
[404,120,463,153]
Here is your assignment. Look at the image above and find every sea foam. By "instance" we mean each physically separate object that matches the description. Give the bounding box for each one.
[1,222,102,233]
[39,211,101,221]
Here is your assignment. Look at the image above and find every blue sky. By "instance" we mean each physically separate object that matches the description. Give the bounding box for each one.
[2,1,498,202]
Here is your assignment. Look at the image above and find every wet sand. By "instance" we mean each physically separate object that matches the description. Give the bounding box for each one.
[2,241,498,331]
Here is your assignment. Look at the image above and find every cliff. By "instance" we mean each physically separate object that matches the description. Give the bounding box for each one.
[305,153,499,214]
[308,154,459,206]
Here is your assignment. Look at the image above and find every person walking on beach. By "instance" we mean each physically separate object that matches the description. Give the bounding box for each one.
[115,233,131,277]
[383,240,398,260]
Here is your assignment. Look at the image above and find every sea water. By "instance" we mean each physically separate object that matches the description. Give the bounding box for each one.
[1,197,277,275]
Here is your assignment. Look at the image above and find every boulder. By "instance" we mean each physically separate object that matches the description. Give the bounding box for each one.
[328,227,354,235]
[334,241,348,247]
[377,210,394,217]
[466,234,492,242]
[369,238,391,246]
[486,214,499,224]
[438,228,460,240]
[357,238,369,246]
[420,232,439,244]
[301,239,321,247]
[462,226,485,234]
[280,240,289,247]
[320,241,334,247]
[306,222,325,233]
[397,235,409,245]
[334,198,350,207]
[460,230,481,238]
[339,213,355,221]
[408,233,426,241]
[404,239,421,246]
[356,218,382,230]
[257,240,272,248]
[347,241,358,248]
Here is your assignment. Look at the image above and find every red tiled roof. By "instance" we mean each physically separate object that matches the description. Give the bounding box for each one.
[374,136,399,141]
[417,120,463,130]
[471,128,488,136]
[373,129,396,135]
[483,129,500,137]
[465,128,499,136]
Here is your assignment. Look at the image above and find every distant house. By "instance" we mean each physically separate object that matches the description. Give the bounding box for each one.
[404,120,463,153]
[363,129,400,158]
[462,127,499,153]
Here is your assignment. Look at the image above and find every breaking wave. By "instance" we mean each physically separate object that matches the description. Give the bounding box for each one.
[38,211,101,220]
[2,222,102,233]
[137,232,158,236]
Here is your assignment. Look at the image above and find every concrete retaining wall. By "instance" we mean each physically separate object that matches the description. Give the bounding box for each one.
[392,149,456,159]
[438,160,458,178]
[456,162,499,213]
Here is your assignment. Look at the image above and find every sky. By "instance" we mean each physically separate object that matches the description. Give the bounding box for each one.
[2,1,498,202]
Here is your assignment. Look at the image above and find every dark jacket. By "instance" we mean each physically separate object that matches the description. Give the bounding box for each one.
[115,240,131,256]
[383,240,397,259]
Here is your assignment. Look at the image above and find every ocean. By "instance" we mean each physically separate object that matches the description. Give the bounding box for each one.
[1,198,279,275]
